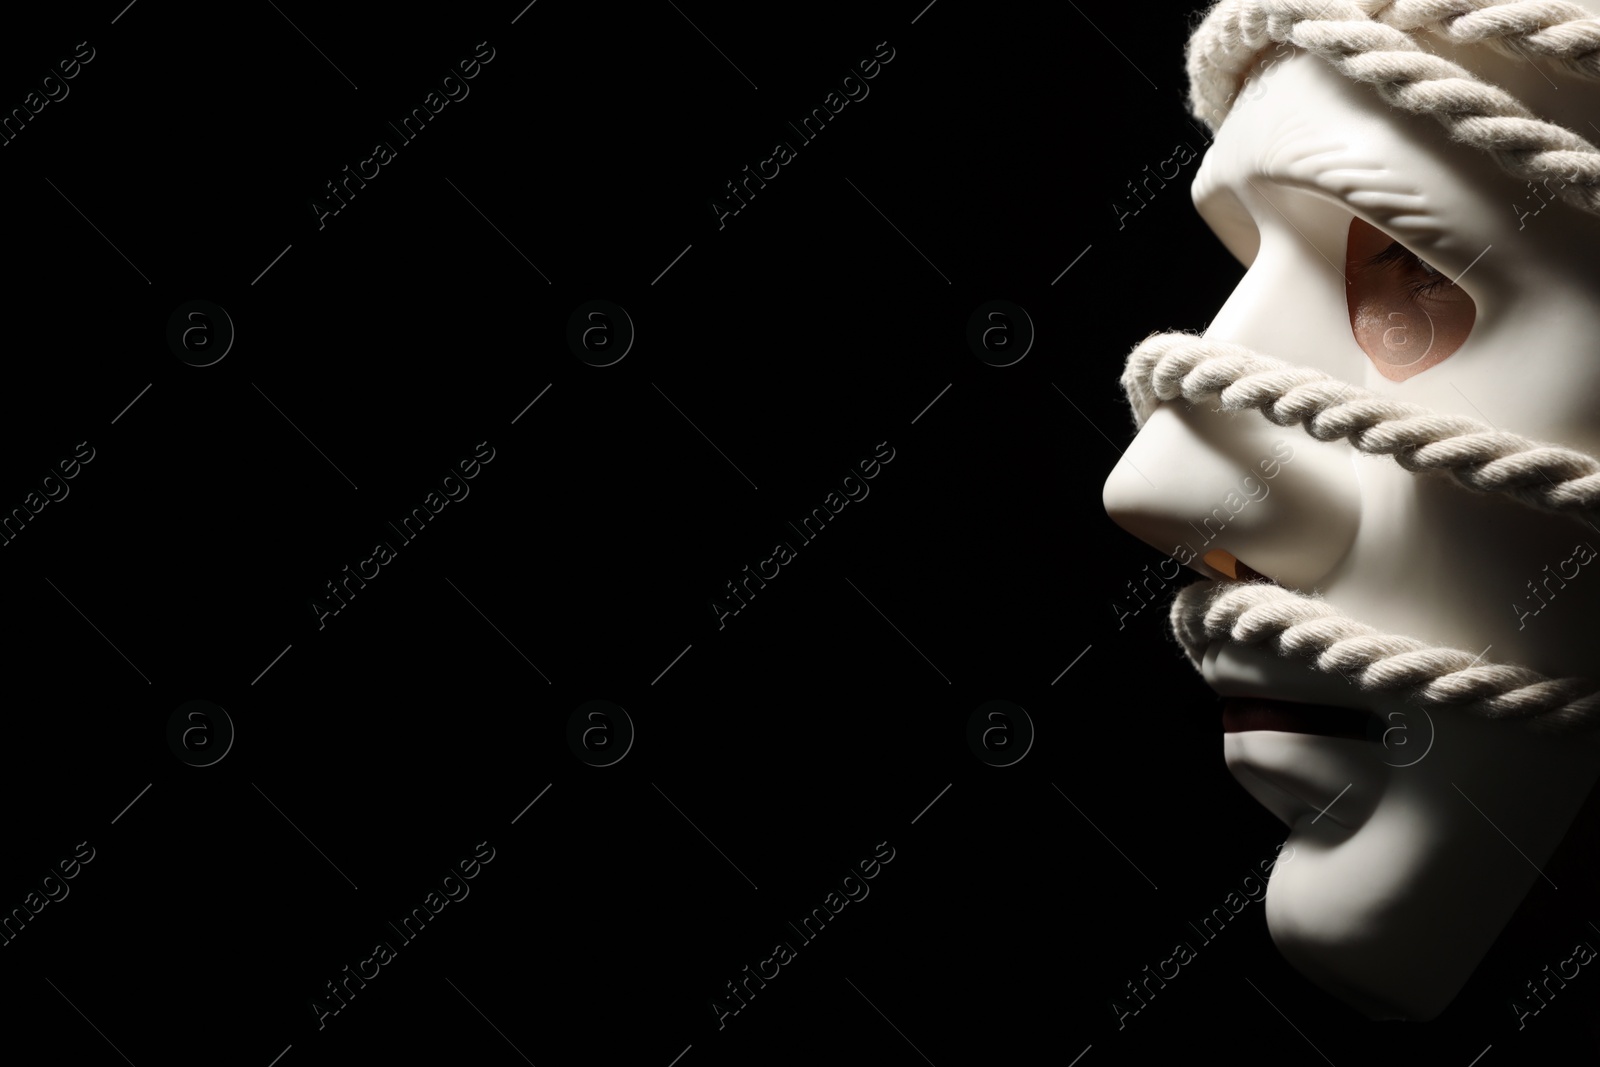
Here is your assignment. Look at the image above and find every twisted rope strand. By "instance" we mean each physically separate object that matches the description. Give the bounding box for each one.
[1171,579,1600,733]
[1187,0,1600,215]
[1121,332,1600,517]
[1386,0,1600,78]
[1145,1,1600,736]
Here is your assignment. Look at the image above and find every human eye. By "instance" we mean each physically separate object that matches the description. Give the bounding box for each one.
[1344,216,1476,380]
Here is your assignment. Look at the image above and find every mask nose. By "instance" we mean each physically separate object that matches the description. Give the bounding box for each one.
[1101,227,1363,590]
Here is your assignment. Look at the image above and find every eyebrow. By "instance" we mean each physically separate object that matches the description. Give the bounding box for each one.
[1193,132,1449,268]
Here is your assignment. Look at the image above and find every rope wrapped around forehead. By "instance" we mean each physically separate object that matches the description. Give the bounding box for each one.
[1133,2,1600,735]
[1187,0,1600,215]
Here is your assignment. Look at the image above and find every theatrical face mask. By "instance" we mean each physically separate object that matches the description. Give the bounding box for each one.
[1102,0,1600,1020]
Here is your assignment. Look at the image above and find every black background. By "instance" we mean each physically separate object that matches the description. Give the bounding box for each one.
[1,1,1597,1064]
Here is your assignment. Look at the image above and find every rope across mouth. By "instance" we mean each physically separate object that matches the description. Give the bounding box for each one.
[1120,332,1600,737]
[1171,578,1600,735]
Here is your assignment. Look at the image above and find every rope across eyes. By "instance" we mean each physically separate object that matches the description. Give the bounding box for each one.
[1121,331,1600,736]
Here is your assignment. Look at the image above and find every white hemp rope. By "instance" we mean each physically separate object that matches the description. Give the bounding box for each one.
[1186,0,1600,217]
[1169,579,1600,733]
[1123,329,1600,733]
[1126,0,1600,735]
[1122,331,1600,734]
[1122,332,1600,517]
[1120,0,1600,729]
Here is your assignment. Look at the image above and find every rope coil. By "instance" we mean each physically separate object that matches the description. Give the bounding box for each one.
[1187,0,1600,216]
[1129,1,1600,735]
